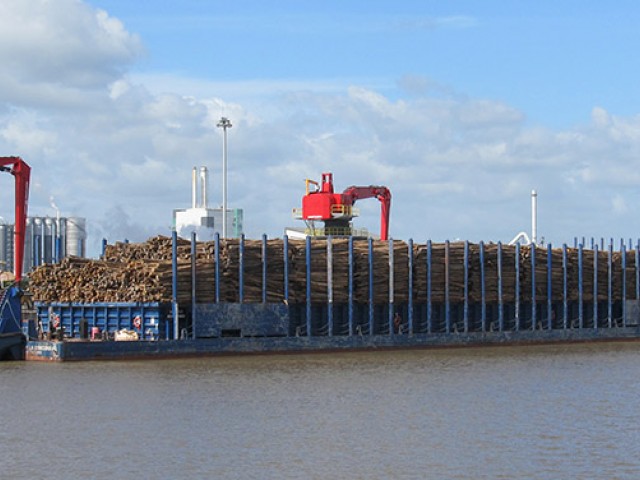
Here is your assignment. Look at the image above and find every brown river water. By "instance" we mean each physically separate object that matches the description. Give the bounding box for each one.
[2,342,640,479]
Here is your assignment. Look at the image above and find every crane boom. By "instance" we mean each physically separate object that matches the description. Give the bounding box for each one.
[341,185,391,240]
[0,157,31,283]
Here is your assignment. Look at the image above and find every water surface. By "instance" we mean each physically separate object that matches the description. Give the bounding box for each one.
[2,343,639,479]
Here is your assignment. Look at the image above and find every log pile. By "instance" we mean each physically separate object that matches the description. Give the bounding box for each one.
[29,235,638,305]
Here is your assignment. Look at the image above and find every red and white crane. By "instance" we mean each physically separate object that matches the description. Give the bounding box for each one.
[0,157,31,283]
[294,172,391,240]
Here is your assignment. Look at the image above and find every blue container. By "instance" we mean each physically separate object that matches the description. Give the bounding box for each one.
[35,302,171,340]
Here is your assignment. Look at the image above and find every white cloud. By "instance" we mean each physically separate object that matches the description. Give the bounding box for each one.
[0,0,142,108]
[1,116,58,157]
[612,194,628,215]
[592,106,611,128]
[2,3,640,254]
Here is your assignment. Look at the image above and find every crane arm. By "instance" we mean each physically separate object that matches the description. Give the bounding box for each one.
[341,185,392,240]
[0,157,31,283]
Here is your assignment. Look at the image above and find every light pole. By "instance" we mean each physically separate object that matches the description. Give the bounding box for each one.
[217,117,232,238]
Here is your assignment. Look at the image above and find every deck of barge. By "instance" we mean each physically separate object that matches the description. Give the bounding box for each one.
[26,326,640,361]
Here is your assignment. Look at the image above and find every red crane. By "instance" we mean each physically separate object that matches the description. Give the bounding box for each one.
[0,157,31,283]
[295,172,391,240]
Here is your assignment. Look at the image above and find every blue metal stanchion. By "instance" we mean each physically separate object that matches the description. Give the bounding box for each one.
[327,236,333,337]
[578,243,583,329]
[622,243,627,327]
[562,244,568,330]
[171,230,178,340]
[608,241,613,329]
[427,240,432,334]
[547,243,552,330]
[191,231,197,339]
[306,236,312,337]
[497,242,504,332]
[368,237,374,335]
[463,240,469,333]
[593,245,598,330]
[408,239,414,335]
[531,244,536,331]
[348,237,354,336]
[262,234,267,303]
[214,233,220,303]
[480,241,486,332]
[636,240,640,301]
[239,234,245,303]
[515,243,520,331]
[445,240,451,334]
[388,238,394,335]
[283,235,289,304]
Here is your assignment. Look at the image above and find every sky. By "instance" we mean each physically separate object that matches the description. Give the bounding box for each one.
[1,0,640,256]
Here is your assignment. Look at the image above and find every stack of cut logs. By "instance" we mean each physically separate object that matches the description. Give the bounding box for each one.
[29,235,638,304]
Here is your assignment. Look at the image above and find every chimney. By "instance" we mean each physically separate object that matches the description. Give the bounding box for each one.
[191,167,197,209]
[200,166,208,208]
[531,189,537,246]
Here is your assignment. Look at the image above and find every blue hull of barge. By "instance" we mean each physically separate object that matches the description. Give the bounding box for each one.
[0,333,26,360]
[25,327,640,361]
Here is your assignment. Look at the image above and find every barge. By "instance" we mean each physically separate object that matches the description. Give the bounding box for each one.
[24,232,640,361]
[25,328,640,361]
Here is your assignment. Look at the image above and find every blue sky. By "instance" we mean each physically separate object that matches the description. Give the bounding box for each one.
[1,1,640,255]
[94,1,640,127]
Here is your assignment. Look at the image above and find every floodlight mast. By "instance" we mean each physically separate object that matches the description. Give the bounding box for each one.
[216,117,232,238]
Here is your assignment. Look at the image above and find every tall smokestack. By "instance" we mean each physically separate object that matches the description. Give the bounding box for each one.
[200,166,208,208]
[531,189,537,246]
[191,167,197,209]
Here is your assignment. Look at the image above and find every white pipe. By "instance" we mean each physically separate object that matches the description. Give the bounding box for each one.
[222,129,228,238]
[200,166,208,208]
[509,231,531,246]
[191,167,197,209]
[531,189,537,246]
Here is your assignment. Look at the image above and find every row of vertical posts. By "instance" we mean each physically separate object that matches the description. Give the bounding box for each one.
[171,232,640,338]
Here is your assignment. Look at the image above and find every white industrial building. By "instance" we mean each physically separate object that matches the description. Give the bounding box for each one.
[173,166,243,240]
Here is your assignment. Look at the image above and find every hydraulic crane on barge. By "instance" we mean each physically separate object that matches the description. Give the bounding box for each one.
[0,156,30,283]
[0,156,30,359]
[293,172,391,240]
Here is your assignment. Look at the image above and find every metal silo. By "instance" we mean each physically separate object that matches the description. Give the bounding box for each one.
[56,217,66,263]
[23,218,33,272]
[32,217,42,267]
[66,217,86,257]
[44,217,54,264]
[0,223,8,272]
